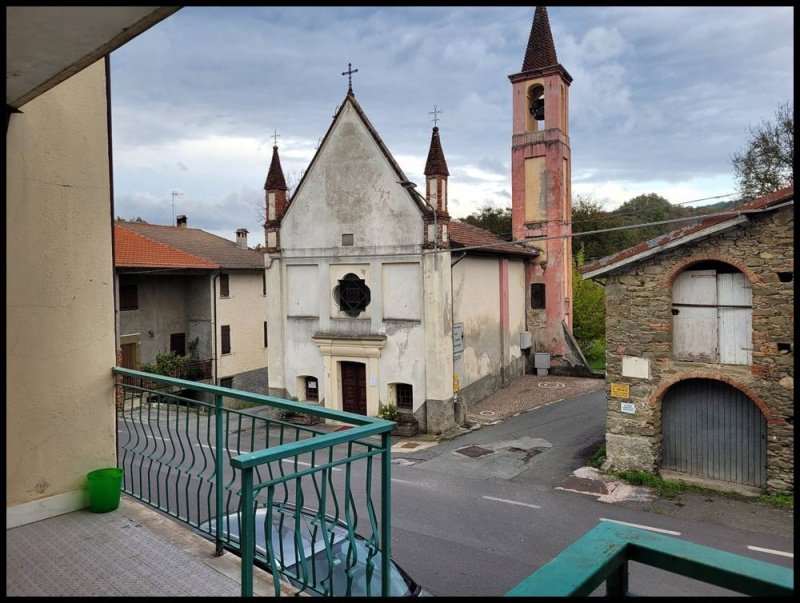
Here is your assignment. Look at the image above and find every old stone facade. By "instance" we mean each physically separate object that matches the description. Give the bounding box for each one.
[586,194,793,493]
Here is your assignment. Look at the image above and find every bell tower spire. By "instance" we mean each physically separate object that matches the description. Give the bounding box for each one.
[264,142,288,253]
[509,6,574,358]
[424,118,450,249]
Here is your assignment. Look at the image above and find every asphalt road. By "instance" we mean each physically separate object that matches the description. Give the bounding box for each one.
[117,390,794,596]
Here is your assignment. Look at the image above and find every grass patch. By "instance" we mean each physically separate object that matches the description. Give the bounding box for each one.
[583,339,606,372]
[612,470,685,498]
[757,492,794,508]
[588,443,606,469]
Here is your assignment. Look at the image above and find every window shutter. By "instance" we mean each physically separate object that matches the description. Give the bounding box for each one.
[221,325,231,354]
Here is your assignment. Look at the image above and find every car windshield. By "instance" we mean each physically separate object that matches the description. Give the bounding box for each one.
[283,535,413,597]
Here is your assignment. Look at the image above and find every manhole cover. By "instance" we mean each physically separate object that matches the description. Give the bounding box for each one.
[455,445,493,458]
[401,442,420,449]
[538,382,565,389]
[479,410,496,417]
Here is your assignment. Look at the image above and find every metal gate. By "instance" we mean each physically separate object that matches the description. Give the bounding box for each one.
[661,379,766,488]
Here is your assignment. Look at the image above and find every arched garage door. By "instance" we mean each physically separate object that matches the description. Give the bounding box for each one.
[661,379,767,488]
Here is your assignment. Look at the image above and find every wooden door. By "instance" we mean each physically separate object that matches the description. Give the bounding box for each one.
[717,272,752,365]
[672,270,718,362]
[341,362,367,415]
[120,341,139,386]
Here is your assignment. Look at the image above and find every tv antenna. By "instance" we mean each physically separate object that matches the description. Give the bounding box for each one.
[171,191,183,224]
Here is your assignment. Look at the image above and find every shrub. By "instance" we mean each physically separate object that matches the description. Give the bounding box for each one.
[377,402,397,421]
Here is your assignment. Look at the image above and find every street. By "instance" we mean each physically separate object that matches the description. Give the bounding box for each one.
[117,388,794,596]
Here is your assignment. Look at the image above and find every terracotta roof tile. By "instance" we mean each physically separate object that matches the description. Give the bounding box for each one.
[424,127,449,177]
[264,145,287,191]
[117,221,265,269]
[522,6,558,72]
[449,220,538,257]
[581,186,794,276]
[115,225,219,269]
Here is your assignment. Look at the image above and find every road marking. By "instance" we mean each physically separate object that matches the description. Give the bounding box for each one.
[747,545,793,558]
[482,496,541,509]
[391,478,415,485]
[600,518,681,536]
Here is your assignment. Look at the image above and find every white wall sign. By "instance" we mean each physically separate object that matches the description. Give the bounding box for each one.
[453,323,464,360]
[622,356,650,380]
[620,402,636,414]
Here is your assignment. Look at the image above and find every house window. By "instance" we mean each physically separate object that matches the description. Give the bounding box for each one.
[342,233,354,246]
[221,325,231,354]
[219,376,233,388]
[220,274,230,298]
[305,377,319,401]
[263,321,268,348]
[334,273,371,317]
[672,261,752,365]
[170,333,186,356]
[531,284,546,309]
[395,383,413,411]
[120,284,138,310]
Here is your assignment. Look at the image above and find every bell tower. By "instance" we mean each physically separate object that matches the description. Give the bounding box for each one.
[509,6,573,357]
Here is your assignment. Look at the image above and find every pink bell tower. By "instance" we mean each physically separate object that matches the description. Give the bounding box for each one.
[509,6,573,357]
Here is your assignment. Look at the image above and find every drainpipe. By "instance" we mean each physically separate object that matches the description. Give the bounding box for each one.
[212,271,221,385]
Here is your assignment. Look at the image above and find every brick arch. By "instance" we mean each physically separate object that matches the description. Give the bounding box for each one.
[649,372,784,425]
[659,253,761,289]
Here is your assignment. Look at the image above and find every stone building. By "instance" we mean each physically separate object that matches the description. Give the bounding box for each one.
[581,187,794,493]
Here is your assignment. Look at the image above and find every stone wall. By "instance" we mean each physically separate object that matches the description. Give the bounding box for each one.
[601,206,793,493]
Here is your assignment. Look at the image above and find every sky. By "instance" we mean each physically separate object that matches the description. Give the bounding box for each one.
[110,6,794,243]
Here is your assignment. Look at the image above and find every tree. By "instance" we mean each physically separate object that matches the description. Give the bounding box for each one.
[462,204,512,240]
[571,245,606,350]
[571,194,625,261]
[731,101,793,199]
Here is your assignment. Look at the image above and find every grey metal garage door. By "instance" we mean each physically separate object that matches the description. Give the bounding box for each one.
[661,378,767,488]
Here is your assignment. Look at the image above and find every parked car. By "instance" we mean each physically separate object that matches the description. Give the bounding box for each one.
[200,505,428,597]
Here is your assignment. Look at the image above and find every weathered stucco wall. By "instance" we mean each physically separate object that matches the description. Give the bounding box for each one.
[217,270,268,382]
[118,274,213,363]
[6,60,117,521]
[602,207,793,492]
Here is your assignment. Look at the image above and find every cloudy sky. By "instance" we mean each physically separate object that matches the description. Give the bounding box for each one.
[110,6,793,242]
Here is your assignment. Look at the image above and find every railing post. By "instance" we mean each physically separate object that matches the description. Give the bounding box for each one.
[606,560,629,597]
[215,394,224,556]
[381,430,392,597]
[241,467,255,597]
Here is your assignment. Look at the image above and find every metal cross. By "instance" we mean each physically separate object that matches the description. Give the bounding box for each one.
[429,105,443,127]
[272,129,280,146]
[341,62,359,93]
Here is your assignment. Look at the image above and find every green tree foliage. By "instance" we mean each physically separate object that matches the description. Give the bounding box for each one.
[571,245,606,349]
[462,204,513,240]
[731,101,793,199]
[571,194,625,260]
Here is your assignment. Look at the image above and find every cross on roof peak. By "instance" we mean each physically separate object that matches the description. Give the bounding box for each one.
[429,105,443,127]
[272,129,280,147]
[341,62,359,93]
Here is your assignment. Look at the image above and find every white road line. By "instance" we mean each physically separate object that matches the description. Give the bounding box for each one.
[600,518,681,536]
[391,478,415,485]
[747,545,793,559]
[482,496,541,509]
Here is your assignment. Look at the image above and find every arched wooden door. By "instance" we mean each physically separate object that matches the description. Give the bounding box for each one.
[661,379,767,488]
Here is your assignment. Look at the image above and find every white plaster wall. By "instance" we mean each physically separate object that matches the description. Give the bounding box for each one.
[266,258,285,392]
[281,99,424,253]
[378,322,427,411]
[217,270,268,379]
[283,318,324,399]
[423,253,454,400]
[6,60,117,512]
[507,260,526,362]
[382,263,422,320]
[287,264,319,317]
[453,256,502,389]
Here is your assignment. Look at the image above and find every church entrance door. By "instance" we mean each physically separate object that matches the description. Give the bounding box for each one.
[341,361,367,415]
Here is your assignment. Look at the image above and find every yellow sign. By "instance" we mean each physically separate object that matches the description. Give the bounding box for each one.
[453,373,460,392]
[610,383,630,399]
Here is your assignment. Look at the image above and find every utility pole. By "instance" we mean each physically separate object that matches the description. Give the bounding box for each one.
[171,191,183,224]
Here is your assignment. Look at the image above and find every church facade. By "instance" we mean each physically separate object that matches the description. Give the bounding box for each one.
[263,7,575,432]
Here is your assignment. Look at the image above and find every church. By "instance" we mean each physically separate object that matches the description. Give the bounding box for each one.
[263,7,577,434]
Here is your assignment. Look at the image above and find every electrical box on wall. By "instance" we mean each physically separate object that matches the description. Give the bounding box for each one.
[520,331,532,350]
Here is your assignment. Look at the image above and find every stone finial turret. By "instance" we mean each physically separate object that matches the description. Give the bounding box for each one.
[264,144,288,252]
[424,126,450,249]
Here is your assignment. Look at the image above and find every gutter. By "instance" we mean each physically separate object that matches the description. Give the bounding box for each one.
[213,271,221,384]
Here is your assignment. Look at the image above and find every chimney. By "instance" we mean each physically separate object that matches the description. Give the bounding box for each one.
[236,228,249,250]
[176,215,187,228]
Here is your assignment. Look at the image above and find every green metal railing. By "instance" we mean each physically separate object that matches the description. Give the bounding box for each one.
[113,367,394,597]
[506,520,794,597]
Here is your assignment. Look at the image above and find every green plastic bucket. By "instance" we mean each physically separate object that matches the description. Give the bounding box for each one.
[87,467,123,513]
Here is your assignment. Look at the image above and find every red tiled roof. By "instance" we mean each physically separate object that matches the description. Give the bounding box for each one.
[424,127,449,177]
[449,220,538,257]
[117,221,265,269]
[264,145,287,191]
[522,6,558,72]
[581,186,794,276]
[115,224,219,269]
